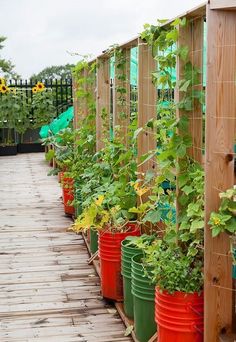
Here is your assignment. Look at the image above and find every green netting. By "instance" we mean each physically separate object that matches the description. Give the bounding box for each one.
[39,106,74,139]
[109,48,138,85]
[130,47,138,86]
[110,56,115,80]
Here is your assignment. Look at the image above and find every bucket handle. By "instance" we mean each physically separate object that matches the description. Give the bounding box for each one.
[187,303,203,317]
[193,324,203,335]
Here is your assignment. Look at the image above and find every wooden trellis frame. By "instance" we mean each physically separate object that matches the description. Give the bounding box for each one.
[72,2,236,340]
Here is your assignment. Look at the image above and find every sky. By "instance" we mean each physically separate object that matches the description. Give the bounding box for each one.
[1,0,204,78]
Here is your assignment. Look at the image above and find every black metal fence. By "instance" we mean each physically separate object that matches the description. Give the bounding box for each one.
[7,78,73,116]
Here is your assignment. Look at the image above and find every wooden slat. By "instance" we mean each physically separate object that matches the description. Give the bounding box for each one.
[204,5,236,341]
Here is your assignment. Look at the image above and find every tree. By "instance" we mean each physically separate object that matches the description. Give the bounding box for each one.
[30,64,74,81]
[0,36,19,78]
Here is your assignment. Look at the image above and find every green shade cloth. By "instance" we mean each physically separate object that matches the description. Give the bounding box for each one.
[39,106,74,139]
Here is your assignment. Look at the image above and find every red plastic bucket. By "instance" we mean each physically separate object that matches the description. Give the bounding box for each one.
[155,288,203,342]
[62,177,74,216]
[98,223,140,301]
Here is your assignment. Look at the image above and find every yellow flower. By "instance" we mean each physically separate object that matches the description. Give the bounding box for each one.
[136,187,149,197]
[95,195,104,206]
[133,182,140,191]
[32,86,38,93]
[0,77,6,85]
[213,217,221,226]
[133,181,149,197]
[0,84,8,94]
[36,82,45,92]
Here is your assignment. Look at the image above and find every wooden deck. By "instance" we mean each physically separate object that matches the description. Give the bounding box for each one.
[0,153,132,342]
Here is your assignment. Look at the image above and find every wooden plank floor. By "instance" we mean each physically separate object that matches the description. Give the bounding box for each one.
[0,153,132,342]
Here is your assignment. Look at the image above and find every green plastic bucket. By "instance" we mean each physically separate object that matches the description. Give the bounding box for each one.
[121,238,140,318]
[131,253,156,342]
[90,228,98,254]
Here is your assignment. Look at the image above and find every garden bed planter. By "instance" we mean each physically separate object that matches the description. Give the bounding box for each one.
[155,289,204,342]
[17,143,44,153]
[62,176,75,216]
[98,223,140,301]
[131,253,156,342]
[0,144,17,156]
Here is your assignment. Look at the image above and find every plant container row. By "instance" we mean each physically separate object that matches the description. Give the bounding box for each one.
[121,238,204,342]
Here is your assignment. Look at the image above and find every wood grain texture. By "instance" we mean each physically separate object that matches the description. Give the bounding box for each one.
[0,153,131,342]
[204,5,236,341]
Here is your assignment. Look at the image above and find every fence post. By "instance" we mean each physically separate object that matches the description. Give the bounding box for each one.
[204,4,236,341]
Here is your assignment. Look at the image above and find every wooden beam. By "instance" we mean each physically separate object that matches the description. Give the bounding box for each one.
[137,38,157,177]
[161,3,206,28]
[204,5,236,341]
[96,57,110,151]
[210,0,236,10]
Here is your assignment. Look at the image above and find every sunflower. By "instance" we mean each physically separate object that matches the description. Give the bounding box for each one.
[0,84,8,94]
[36,82,45,91]
[0,77,6,85]
[32,86,38,94]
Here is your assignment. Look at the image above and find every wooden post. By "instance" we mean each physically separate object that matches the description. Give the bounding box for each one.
[113,48,131,145]
[96,57,110,151]
[137,38,157,177]
[204,4,236,341]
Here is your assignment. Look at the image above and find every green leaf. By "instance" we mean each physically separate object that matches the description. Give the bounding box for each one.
[212,226,222,237]
[182,185,194,195]
[179,80,191,92]
[190,220,204,232]
[143,210,161,224]
[178,173,189,188]
[133,127,143,140]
